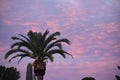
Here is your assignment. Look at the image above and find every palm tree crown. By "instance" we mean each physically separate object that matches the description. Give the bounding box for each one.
[4,30,72,63]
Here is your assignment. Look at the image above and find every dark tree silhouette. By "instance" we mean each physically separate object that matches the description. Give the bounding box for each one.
[4,30,73,80]
[82,77,96,80]
[0,66,6,80]
[0,65,20,80]
[115,66,120,80]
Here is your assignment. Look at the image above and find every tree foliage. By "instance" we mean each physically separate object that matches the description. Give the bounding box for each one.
[81,77,96,80]
[0,65,20,80]
[115,66,120,80]
[4,30,73,63]
[4,30,72,80]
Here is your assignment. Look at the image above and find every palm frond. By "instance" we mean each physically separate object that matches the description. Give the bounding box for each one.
[5,30,73,63]
[8,54,30,62]
[17,53,37,64]
[27,30,34,38]
[42,30,49,41]
[46,49,68,58]
[27,30,36,45]
[12,36,25,41]
[17,54,34,64]
[37,32,44,51]
[55,43,62,50]
[44,32,60,47]
[18,34,34,48]
[5,49,31,59]
[12,35,35,52]
[12,36,32,48]
[11,42,31,51]
[27,30,44,52]
[45,55,54,62]
[46,49,73,59]
[45,38,71,52]
[11,42,22,49]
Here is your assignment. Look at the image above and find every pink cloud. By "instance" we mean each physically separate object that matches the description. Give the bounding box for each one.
[0,1,13,16]
[86,61,112,68]
[45,56,119,80]
[47,20,59,27]
[0,0,120,80]
[46,20,62,32]
[3,20,40,27]
[94,50,101,55]
[90,31,108,40]
[69,46,84,58]
[3,20,13,25]
[95,23,119,33]
[103,52,112,57]
[66,35,87,58]
[55,0,88,25]
[20,22,39,27]
[0,42,8,54]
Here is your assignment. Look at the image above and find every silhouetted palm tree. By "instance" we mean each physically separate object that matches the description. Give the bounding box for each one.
[81,77,96,80]
[0,65,20,80]
[5,30,73,80]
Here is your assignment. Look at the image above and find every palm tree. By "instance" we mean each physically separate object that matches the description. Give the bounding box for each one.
[4,30,73,80]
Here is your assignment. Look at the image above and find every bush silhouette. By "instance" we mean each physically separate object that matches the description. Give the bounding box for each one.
[115,66,120,80]
[82,77,96,80]
[0,65,20,80]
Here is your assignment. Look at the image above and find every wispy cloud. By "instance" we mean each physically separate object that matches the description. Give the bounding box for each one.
[0,42,8,54]
[0,0,13,17]
[0,0,120,80]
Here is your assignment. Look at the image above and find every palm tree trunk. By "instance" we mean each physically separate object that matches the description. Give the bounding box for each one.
[34,69,46,80]
[37,76,43,80]
[33,59,46,80]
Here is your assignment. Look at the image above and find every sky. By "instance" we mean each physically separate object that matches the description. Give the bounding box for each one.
[0,0,120,80]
